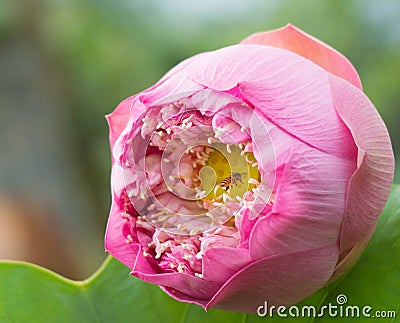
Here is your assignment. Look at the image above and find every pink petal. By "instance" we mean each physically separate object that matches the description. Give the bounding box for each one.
[131,249,220,301]
[104,193,137,269]
[240,72,357,161]
[106,95,135,153]
[328,74,395,253]
[206,243,338,313]
[202,247,249,283]
[160,286,209,308]
[249,141,355,258]
[137,55,210,107]
[329,230,374,283]
[187,45,358,160]
[240,24,362,89]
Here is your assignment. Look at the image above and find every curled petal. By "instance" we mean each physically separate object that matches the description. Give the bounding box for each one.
[328,231,374,283]
[106,96,136,154]
[249,142,355,258]
[329,74,395,252]
[240,24,362,89]
[131,247,220,301]
[206,243,339,313]
[187,45,358,160]
[104,193,137,269]
[157,248,250,308]
[160,287,209,308]
[202,247,249,282]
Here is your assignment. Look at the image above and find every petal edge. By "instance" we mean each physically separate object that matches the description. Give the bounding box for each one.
[241,24,362,89]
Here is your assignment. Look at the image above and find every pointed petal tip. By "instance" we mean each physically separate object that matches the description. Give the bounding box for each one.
[240,24,362,90]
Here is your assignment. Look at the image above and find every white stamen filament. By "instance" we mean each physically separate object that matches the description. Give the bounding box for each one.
[167,185,176,192]
[151,210,167,218]
[190,228,200,236]
[140,190,147,200]
[245,155,255,164]
[125,234,133,244]
[248,178,260,185]
[182,115,193,124]
[181,243,192,250]
[183,254,192,260]
[199,151,209,159]
[213,185,220,198]
[195,190,207,199]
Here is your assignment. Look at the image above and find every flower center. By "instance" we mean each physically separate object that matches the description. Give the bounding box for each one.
[198,142,260,204]
[127,105,266,236]
[121,91,275,277]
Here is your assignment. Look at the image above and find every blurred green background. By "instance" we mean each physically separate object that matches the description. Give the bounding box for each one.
[0,0,399,279]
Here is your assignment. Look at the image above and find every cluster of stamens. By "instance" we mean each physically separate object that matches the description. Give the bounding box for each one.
[120,99,267,277]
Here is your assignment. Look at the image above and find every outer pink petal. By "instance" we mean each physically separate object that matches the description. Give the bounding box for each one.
[160,286,209,308]
[136,54,210,107]
[104,193,137,269]
[329,231,374,283]
[106,95,136,153]
[206,243,338,313]
[240,24,362,89]
[187,45,358,160]
[249,141,355,258]
[202,247,249,283]
[131,248,220,301]
[130,246,250,307]
[328,74,395,252]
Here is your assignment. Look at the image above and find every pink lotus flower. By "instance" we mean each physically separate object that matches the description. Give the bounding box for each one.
[105,24,394,313]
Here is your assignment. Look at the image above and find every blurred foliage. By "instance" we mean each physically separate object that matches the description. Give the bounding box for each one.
[0,0,399,277]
